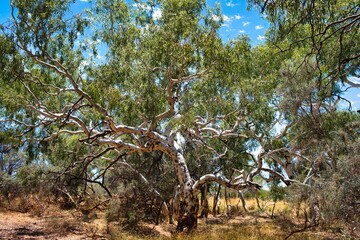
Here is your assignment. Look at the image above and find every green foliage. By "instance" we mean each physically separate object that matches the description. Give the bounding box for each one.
[269,184,286,202]
[249,0,360,88]
[256,189,271,200]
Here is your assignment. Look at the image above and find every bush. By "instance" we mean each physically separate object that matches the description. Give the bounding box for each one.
[105,184,162,227]
[257,189,271,200]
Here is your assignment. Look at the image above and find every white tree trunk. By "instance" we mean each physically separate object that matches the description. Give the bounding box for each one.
[172,152,199,231]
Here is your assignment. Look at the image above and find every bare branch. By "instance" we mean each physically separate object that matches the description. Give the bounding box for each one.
[344,77,360,88]
[100,157,161,197]
[171,70,208,83]
[260,167,292,186]
[192,173,261,193]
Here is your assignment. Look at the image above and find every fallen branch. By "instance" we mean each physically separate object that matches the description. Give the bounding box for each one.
[284,223,319,240]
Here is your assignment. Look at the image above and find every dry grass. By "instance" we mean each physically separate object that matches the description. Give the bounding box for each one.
[207,196,291,216]
[106,198,342,240]
[0,197,347,240]
[110,216,339,240]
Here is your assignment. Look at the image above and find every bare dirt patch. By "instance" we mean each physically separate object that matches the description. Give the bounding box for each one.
[0,211,45,239]
[0,209,101,240]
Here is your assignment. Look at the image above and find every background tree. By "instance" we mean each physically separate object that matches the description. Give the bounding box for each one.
[249,0,359,88]
[248,0,360,231]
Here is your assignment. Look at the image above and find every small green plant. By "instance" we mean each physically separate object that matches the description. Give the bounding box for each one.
[105,200,122,223]
[257,189,271,200]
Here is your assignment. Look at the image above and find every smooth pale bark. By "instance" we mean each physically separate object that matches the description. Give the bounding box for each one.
[239,191,249,213]
[176,185,199,231]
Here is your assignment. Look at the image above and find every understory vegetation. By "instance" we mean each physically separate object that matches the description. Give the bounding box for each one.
[0,191,356,239]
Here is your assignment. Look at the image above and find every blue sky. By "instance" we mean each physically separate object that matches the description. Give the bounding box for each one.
[207,0,269,45]
[0,0,358,109]
[0,0,268,44]
[0,0,11,24]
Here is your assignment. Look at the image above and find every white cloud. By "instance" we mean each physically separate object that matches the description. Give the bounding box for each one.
[80,0,88,2]
[212,14,232,27]
[223,15,231,22]
[79,60,91,71]
[226,1,238,7]
[235,15,243,20]
[357,93,360,98]
[212,14,221,22]
[257,35,266,41]
[255,25,264,30]
[132,3,151,11]
[152,8,162,20]
[132,4,162,21]
[239,30,246,34]
[242,21,250,26]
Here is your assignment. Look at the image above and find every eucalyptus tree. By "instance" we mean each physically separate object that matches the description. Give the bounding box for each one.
[248,0,360,228]
[249,0,359,89]
[245,0,359,179]
[0,0,298,230]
